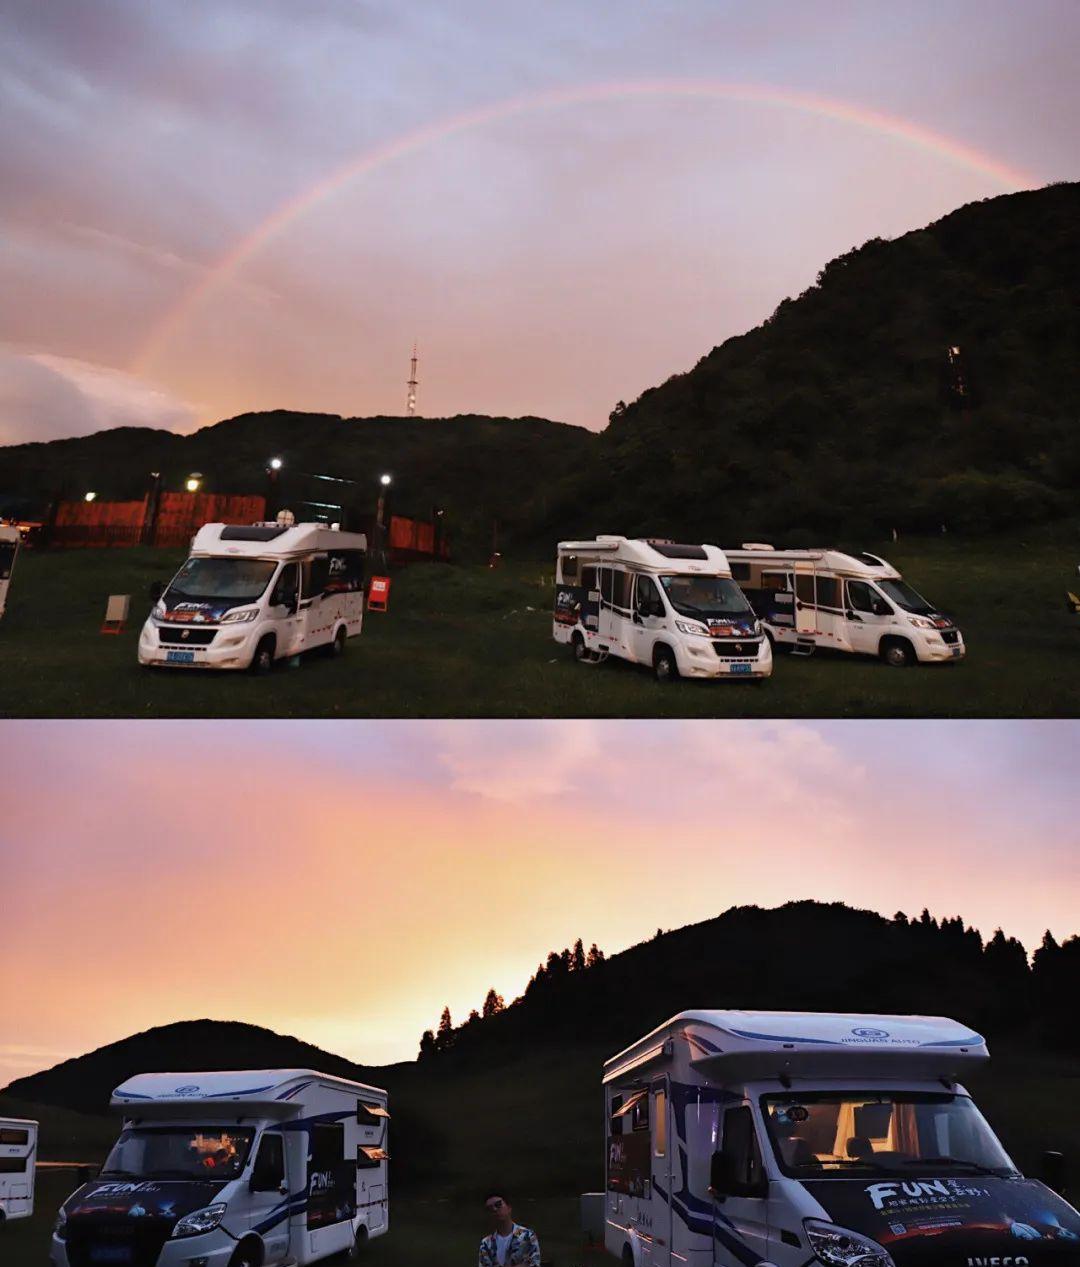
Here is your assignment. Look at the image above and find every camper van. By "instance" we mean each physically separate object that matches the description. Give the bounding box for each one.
[138,521,367,672]
[0,1116,37,1225]
[724,546,965,667]
[601,1009,1080,1267]
[554,537,772,681]
[0,524,20,620]
[51,1069,389,1267]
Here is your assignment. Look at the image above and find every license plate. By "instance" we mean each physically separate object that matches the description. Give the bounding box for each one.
[951,647,962,657]
[730,663,752,674]
[166,650,195,663]
[89,1247,133,1264]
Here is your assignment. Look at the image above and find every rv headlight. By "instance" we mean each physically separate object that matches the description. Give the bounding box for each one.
[674,619,710,637]
[804,1219,895,1267]
[54,1205,68,1240]
[907,616,936,629]
[171,1203,227,1238]
[219,608,259,624]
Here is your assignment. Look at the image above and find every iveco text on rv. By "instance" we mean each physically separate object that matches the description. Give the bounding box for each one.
[51,1069,389,1267]
[724,546,965,666]
[602,1010,1079,1267]
[554,537,772,681]
[139,521,367,672]
[0,1116,37,1225]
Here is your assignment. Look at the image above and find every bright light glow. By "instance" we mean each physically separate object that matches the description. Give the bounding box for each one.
[269,457,283,471]
[185,474,202,493]
[84,491,97,502]
[380,474,392,486]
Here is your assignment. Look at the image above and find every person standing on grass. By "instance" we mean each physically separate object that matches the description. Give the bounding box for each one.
[478,1191,541,1267]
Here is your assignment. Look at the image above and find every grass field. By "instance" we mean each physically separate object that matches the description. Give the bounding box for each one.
[1,532,1078,717]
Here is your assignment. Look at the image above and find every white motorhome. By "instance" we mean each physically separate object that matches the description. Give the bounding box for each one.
[0,1116,37,1225]
[51,1069,389,1267]
[724,546,965,667]
[0,525,20,620]
[602,1010,1080,1267]
[138,521,367,672]
[554,537,772,681]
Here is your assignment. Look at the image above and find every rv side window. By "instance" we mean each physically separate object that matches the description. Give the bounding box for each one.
[631,1094,650,1132]
[610,1095,624,1136]
[847,580,876,614]
[815,576,840,609]
[0,1157,28,1172]
[636,575,661,616]
[328,549,366,593]
[795,573,816,605]
[582,565,598,592]
[0,1128,29,1145]
[613,570,634,609]
[719,1106,764,1193]
[560,555,580,584]
[271,562,300,607]
[303,556,330,599]
[653,1089,666,1156]
[251,1133,285,1192]
[599,568,614,604]
[357,1146,389,1169]
[730,562,750,581]
[761,571,789,592]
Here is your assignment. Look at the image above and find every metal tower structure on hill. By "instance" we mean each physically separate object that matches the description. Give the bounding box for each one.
[406,342,418,417]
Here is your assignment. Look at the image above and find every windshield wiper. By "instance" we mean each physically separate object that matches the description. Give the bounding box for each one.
[905,1157,1009,1177]
[98,1170,141,1178]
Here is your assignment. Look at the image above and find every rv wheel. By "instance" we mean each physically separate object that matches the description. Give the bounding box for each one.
[880,637,915,668]
[250,636,276,675]
[653,645,678,683]
[330,625,347,657]
[346,1225,369,1258]
[621,1245,634,1267]
[228,1240,261,1267]
[572,632,588,662]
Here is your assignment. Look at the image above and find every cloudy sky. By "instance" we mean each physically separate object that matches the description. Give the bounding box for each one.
[0,0,1076,445]
[1,719,1076,1083]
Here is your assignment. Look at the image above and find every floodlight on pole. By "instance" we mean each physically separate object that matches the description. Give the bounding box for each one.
[84,491,97,502]
[185,473,203,493]
[269,456,283,471]
[380,473,392,487]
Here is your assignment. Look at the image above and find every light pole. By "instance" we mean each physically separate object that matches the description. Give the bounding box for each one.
[376,474,392,567]
[266,456,284,520]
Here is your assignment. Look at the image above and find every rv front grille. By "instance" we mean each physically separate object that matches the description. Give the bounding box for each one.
[940,628,959,644]
[158,627,217,646]
[712,639,762,659]
[66,1220,172,1267]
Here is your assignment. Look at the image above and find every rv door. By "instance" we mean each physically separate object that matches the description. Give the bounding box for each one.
[246,1131,289,1263]
[651,1083,672,1267]
[792,563,817,636]
[710,1106,770,1266]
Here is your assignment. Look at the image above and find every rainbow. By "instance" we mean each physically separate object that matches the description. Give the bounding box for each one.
[132,79,1038,372]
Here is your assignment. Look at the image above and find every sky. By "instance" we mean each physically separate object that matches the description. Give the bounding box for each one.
[1,718,1077,1084]
[1,0,1077,444]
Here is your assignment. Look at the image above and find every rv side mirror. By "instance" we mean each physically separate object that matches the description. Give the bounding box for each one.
[1043,1150,1067,1193]
[148,581,164,603]
[709,1151,733,1194]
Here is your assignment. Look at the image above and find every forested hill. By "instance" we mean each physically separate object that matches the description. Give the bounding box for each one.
[3,185,1078,551]
[416,900,1080,1065]
[552,182,1080,545]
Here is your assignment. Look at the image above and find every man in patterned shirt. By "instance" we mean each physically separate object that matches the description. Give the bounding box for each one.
[478,1191,541,1267]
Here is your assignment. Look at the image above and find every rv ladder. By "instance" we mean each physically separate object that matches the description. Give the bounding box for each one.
[791,637,816,657]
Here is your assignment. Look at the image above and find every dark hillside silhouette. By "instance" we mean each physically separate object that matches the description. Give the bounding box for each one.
[416,900,1079,1063]
[3,185,1078,552]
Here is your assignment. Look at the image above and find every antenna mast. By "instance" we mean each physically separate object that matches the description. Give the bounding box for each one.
[406,342,418,417]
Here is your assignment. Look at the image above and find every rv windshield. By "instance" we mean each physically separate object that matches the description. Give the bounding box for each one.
[761,1091,1016,1179]
[876,579,936,615]
[100,1125,256,1182]
[659,575,751,619]
[168,558,277,603]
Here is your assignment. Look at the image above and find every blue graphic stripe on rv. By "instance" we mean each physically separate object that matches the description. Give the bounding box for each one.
[114,1084,277,1100]
[652,1173,762,1266]
[276,1081,314,1101]
[728,1027,838,1045]
[113,1089,153,1099]
[253,1189,309,1234]
[280,1108,357,1131]
[920,1034,983,1046]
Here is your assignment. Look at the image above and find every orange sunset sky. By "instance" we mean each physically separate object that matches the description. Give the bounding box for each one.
[1,719,1076,1086]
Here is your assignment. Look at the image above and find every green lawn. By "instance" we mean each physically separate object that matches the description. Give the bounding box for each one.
[1,533,1078,717]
